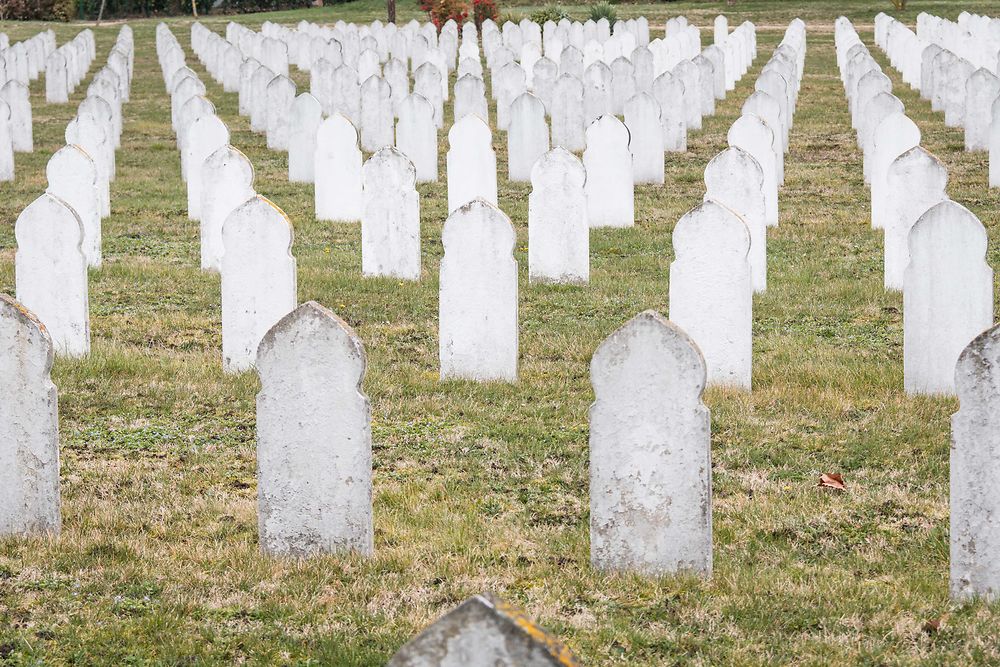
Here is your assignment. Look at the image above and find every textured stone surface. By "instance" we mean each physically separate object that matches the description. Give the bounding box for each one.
[439,199,517,382]
[624,91,664,185]
[46,144,101,268]
[904,201,993,395]
[727,113,778,227]
[446,115,497,213]
[528,147,588,284]
[221,195,297,373]
[396,94,438,183]
[256,301,372,558]
[14,193,90,358]
[704,147,767,293]
[184,113,229,220]
[508,92,549,182]
[583,114,633,228]
[362,147,420,281]
[288,93,322,183]
[669,200,752,388]
[387,593,579,667]
[590,310,712,576]
[0,294,60,538]
[315,113,363,222]
[951,322,1000,601]
[201,145,255,273]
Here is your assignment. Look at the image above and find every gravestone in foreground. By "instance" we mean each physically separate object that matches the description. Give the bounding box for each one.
[590,310,712,576]
[256,301,373,558]
[0,294,60,538]
[387,592,580,666]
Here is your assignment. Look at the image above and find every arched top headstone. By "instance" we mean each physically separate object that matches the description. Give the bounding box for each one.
[46,144,96,190]
[907,199,987,262]
[317,111,360,149]
[204,143,256,187]
[363,145,416,189]
[673,199,750,262]
[530,146,586,189]
[387,592,580,667]
[955,322,1000,405]
[448,112,491,147]
[888,145,947,193]
[0,293,54,375]
[592,309,706,406]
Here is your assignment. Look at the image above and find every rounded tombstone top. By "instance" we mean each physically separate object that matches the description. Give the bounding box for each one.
[442,198,515,251]
[590,309,707,400]
[204,144,255,187]
[728,112,774,147]
[586,113,630,147]
[888,145,947,190]
[448,112,492,147]
[704,146,764,192]
[223,194,294,250]
[742,90,780,121]
[15,192,85,250]
[511,90,544,114]
[673,199,750,261]
[292,91,322,116]
[414,60,441,81]
[364,146,416,189]
[908,200,987,259]
[874,111,920,146]
[255,300,366,386]
[0,293,54,371]
[955,322,1000,404]
[317,112,360,149]
[65,111,107,148]
[46,144,96,188]
[530,146,586,190]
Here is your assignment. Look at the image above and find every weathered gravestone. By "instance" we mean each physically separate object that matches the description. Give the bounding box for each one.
[728,114,778,227]
[413,62,444,128]
[528,147,588,284]
[288,93,322,183]
[266,74,296,151]
[184,113,229,221]
[0,294,60,538]
[590,310,712,576]
[550,74,585,151]
[0,101,12,181]
[315,113,364,222]
[584,114,633,229]
[360,75,393,152]
[256,301,372,557]
[704,147,767,292]
[201,145,255,273]
[624,92,664,185]
[904,201,993,396]
[447,114,497,212]
[46,144,101,268]
[0,80,32,152]
[669,200,752,388]
[387,592,580,667]
[884,146,948,291]
[508,92,549,182]
[454,73,488,124]
[45,52,68,104]
[362,147,421,281]
[439,199,517,382]
[951,322,1000,602]
[15,193,90,358]
[221,195,297,373]
[396,93,438,183]
[652,72,687,152]
[871,112,920,229]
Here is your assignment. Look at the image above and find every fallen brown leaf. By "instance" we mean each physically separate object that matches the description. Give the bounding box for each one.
[818,473,846,491]
[922,614,948,634]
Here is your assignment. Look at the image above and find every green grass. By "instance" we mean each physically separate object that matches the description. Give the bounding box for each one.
[2,1,1000,663]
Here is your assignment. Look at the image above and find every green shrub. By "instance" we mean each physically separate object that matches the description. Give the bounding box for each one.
[588,0,616,24]
[530,4,569,24]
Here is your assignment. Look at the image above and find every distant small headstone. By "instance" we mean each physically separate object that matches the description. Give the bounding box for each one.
[46,144,101,268]
[584,114,633,228]
[528,147,588,284]
[508,92,549,182]
[288,93,322,183]
[396,93,438,183]
[362,147,421,281]
[447,115,497,212]
[315,113,363,222]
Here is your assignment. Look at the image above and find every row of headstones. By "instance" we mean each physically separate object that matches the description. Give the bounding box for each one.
[44,30,97,104]
[665,19,805,389]
[916,11,1000,72]
[874,13,1000,160]
[837,18,995,399]
[0,31,60,180]
[0,30,55,88]
[10,27,134,358]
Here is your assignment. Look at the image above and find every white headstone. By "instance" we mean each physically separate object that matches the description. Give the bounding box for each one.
[704,147,767,292]
[669,200,752,388]
[395,93,438,183]
[439,199,517,382]
[0,80,32,152]
[550,74,585,151]
[624,92,664,185]
[0,101,12,181]
[584,114,633,228]
[904,201,993,395]
[266,74,296,151]
[362,147,421,281]
[871,112,920,229]
[221,195,297,373]
[528,147,588,284]
[256,301,372,558]
[315,114,364,222]
[951,322,1000,601]
[185,114,230,220]
[360,75,393,152]
[447,115,497,212]
[727,114,778,227]
[201,145,256,273]
[0,294,60,538]
[46,145,101,268]
[590,310,712,576]
[508,92,549,182]
[15,193,89,358]
[288,93,323,183]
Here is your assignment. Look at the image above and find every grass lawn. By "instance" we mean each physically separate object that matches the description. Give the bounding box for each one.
[2,0,1000,663]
